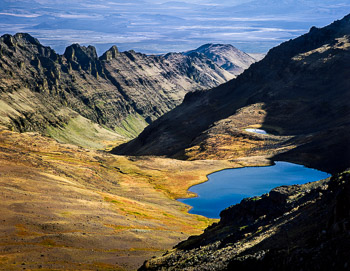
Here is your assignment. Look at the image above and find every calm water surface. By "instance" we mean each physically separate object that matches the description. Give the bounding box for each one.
[245,128,267,134]
[178,162,330,218]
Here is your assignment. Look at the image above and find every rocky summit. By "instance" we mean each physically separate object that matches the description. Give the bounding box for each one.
[114,14,350,174]
[184,43,258,76]
[0,34,255,148]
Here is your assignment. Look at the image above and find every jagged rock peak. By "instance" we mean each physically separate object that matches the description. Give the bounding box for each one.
[0,34,16,47]
[0,33,41,47]
[64,43,98,62]
[100,45,119,61]
[0,33,56,59]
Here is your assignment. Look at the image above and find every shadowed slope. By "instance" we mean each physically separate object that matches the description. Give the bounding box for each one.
[113,14,350,173]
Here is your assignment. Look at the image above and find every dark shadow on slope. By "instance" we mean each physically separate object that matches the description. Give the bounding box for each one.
[113,14,350,174]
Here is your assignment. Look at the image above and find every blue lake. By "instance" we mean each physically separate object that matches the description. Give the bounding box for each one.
[178,161,330,218]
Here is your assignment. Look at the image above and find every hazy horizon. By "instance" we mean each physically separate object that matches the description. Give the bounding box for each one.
[1,0,349,55]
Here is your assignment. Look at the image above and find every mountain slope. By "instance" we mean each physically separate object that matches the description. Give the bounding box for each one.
[184,43,258,75]
[0,34,234,147]
[113,14,350,173]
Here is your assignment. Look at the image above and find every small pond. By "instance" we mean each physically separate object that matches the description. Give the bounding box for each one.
[178,161,330,218]
[245,128,267,134]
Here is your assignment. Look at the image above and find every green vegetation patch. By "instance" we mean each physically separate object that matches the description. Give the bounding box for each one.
[250,196,262,201]
[104,196,122,205]
[46,115,125,149]
[239,225,248,231]
[114,113,148,139]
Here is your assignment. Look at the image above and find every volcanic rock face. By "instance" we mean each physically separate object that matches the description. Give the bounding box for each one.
[114,14,350,173]
[0,34,239,144]
[140,171,350,271]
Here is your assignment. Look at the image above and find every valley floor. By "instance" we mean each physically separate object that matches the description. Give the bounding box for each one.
[0,127,274,270]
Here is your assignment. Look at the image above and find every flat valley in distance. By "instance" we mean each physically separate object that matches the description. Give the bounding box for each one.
[1,0,349,54]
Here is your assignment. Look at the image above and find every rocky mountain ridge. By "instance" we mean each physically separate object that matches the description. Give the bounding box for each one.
[0,34,252,147]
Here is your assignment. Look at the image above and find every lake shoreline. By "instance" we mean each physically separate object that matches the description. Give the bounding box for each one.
[178,161,331,218]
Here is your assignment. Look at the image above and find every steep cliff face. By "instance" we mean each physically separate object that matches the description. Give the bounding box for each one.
[0,34,237,146]
[114,14,350,173]
[140,171,350,271]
